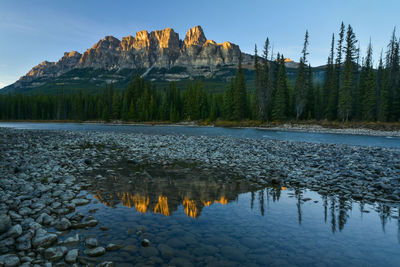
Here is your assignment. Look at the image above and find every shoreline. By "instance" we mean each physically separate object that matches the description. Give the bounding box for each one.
[0,128,399,265]
[1,120,400,137]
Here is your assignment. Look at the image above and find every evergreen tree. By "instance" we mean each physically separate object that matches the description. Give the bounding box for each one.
[338,25,357,121]
[272,55,289,121]
[112,92,121,119]
[294,30,309,120]
[233,54,247,120]
[254,44,265,120]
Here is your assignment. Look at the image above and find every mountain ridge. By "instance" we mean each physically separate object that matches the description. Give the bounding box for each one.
[3,25,260,93]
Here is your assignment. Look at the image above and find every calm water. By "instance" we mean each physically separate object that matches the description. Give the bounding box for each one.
[61,164,400,267]
[3,122,400,266]
[1,122,400,148]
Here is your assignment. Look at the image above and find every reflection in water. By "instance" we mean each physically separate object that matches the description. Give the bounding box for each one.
[89,164,400,235]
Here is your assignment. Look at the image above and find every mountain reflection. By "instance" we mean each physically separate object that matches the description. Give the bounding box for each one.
[90,166,249,218]
[89,164,400,234]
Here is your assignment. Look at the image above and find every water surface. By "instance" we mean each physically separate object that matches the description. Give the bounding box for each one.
[64,164,400,267]
[1,122,400,148]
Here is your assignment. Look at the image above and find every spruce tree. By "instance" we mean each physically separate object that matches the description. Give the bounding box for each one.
[338,25,357,121]
[233,54,247,120]
[294,30,309,120]
[254,44,265,120]
[272,55,289,121]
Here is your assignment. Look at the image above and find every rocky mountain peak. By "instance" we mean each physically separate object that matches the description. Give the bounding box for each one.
[150,28,180,49]
[184,25,206,47]
[3,25,254,92]
[92,36,121,50]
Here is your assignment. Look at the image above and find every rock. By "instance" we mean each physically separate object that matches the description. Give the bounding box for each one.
[141,238,151,247]
[0,214,12,233]
[106,243,121,251]
[71,198,90,206]
[44,246,67,262]
[0,238,15,254]
[84,158,92,165]
[85,237,99,248]
[61,234,79,245]
[0,254,20,267]
[85,247,106,257]
[36,213,53,225]
[6,224,22,238]
[11,26,246,91]
[97,261,114,267]
[32,229,57,248]
[65,249,79,263]
[54,218,71,231]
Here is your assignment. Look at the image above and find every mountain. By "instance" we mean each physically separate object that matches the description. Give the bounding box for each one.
[2,26,259,94]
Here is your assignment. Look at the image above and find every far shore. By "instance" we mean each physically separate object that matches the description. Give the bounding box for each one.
[1,119,400,137]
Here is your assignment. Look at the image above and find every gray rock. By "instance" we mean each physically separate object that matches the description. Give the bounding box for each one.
[32,229,57,248]
[6,224,22,238]
[71,198,90,206]
[141,238,151,247]
[65,249,79,263]
[85,237,99,248]
[97,261,114,267]
[0,214,12,233]
[0,254,20,267]
[54,218,71,231]
[44,246,67,262]
[36,213,53,225]
[0,238,15,253]
[106,243,121,251]
[85,247,106,257]
[60,234,79,245]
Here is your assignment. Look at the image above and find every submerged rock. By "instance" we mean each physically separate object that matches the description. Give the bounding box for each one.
[85,246,106,257]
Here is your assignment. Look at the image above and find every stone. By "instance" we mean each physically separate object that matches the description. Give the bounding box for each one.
[141,238,151,247]
[0,254,20,267]
[0,238,15,254]
[106,243,121,251]
[6,224,22,238]
[44,246,67,262]
[32,229,57,248]
[54,218,71,231]
[0,214,12,233]
[61,234,79,245]
[84,158,92,165]
[65,249,79,263]
[71,198,90,206]
[96,261,114,267]
[85,237,99,248]
[85,247,106,257]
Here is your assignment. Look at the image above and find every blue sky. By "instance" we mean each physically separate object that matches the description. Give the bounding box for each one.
[1,0,399,88]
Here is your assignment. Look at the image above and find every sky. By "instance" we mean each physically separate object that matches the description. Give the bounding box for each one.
[1,0,400,88]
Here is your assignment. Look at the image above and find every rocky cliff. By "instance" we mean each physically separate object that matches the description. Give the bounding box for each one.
[5,26,253,92]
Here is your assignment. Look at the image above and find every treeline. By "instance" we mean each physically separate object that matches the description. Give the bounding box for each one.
[0,78,228,122]
[253,23,400,122]
[1,22,400,122]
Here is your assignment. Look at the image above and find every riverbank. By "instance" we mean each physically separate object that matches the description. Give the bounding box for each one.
[0,127,399,265]
[2,120,400,137]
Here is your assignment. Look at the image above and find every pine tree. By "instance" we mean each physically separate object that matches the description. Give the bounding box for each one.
[111,92,121,119]
[325,34,337,120]
[360,41,377,121]
[254,44,265,120]
[223,80,234,120]
[233,54,247,120]
[263,38,273,121]
[338,25,357,121]
[294,30,309,120]
[272,55,289,121]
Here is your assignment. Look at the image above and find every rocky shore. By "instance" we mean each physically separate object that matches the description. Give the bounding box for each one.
[0,127,399,266]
